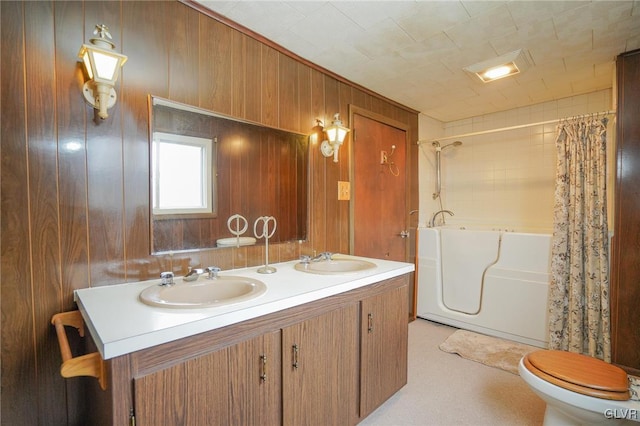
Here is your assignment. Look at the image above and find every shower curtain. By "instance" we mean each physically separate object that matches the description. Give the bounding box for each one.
[548,114,611,362]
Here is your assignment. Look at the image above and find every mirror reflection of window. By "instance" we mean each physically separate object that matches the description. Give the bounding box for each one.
[149,96,308,253]
[152,132,216,216]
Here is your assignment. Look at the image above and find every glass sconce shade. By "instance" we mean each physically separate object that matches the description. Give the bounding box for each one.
[319,114,350,163]
[78,24,127,119]
[79,45,126,83]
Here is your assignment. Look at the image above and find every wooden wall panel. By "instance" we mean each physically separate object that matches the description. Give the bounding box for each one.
[54,0,89,313]
[24,3,67,423]
[244,36,262,123]
[324,77,342,253]
[0,1,419,424]
[231,31,247,119]
[167,1,200,105]
[122,2,167,279]
[309,70,327,253]
[611,49,640,372]
[298,63,313,136]
[84,1,126,286]
[338,82,353,254]
[199,15,233,115]
[1,3,37,425]
[261,46,279,128]
[352,88,371,113]
[279,54,300,133]
[54,2,91,423]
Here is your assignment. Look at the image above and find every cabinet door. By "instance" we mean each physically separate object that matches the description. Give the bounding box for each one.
[282,303,359,426]
[134,347,230,425]
[360,284,409,418]
[133,332,281,426]
[229,330,282,425]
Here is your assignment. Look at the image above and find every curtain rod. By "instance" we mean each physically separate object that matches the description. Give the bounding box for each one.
[416,110,616,145]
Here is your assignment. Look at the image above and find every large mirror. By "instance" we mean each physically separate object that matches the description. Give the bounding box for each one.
[150,96,308,254]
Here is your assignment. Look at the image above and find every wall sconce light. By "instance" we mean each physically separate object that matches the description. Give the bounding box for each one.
[78,24,128,119]
[318,113,350,163]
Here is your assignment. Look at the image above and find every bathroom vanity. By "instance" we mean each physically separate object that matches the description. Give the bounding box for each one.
[74,255,413,425]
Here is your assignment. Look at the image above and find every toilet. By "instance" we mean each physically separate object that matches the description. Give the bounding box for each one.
[519,350,640,425]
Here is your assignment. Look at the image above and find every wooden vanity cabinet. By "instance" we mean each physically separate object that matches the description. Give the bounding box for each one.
[89,274,409,425]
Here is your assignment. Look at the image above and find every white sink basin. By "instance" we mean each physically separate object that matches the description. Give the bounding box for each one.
[139,276,267,309]
[294,258,377,275]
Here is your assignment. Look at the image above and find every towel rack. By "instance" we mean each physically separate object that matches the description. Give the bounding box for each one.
[51,310,106,390]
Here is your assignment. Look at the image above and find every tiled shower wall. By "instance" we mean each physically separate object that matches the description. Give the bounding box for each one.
[418,89,614,232]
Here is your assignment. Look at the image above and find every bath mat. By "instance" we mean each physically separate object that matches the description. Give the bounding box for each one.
[438,329,538,375]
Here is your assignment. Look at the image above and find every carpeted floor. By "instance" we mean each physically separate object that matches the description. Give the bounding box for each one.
[359,319,546,426]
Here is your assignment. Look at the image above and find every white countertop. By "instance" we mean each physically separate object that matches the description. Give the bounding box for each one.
[74,254,414,359]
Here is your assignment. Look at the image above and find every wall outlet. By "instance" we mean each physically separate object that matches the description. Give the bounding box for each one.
[380,150,388,164]
[338,181,350,200]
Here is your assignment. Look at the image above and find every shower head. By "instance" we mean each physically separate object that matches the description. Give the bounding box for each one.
[441,140,462,150]
[432,141,441,148]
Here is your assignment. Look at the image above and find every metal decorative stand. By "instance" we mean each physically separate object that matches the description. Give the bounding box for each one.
[254,216,277,274]
[227,214,248,248]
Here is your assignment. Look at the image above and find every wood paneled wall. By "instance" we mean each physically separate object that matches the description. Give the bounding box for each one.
[0,1,418,424]
[611,49,640,373]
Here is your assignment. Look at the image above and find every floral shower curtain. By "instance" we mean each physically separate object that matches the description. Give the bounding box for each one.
[547,114,610,362]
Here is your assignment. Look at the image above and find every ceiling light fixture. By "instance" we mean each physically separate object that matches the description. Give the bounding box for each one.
[464,49,531,83]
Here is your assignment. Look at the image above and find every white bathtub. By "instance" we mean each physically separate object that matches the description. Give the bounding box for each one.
[416,227,552,348]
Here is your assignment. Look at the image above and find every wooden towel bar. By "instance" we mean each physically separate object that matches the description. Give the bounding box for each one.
[51,310,106,390]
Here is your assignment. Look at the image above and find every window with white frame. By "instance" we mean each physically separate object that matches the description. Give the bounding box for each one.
[152,132,216,216]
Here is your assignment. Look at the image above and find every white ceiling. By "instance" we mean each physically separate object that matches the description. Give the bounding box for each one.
[196,1,640,122]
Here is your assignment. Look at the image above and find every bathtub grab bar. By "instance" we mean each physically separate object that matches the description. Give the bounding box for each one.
[51,310,106,390]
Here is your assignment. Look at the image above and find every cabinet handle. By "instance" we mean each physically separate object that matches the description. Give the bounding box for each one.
[260,354,267,382]
[292,344,299,369]
[368,313,374,333]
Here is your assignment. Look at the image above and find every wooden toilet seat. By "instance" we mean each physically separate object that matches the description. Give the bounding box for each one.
[523,350,630,401]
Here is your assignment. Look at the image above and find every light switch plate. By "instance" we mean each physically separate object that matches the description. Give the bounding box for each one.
[338,181,350,200]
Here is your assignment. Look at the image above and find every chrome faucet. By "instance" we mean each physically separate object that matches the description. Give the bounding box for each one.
[160,271,175,286]
[183,267,205,282]
[205,266,221,279]
[429,209,454,227]
[311,252,333,262]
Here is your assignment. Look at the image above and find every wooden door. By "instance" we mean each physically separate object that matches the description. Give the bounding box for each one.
[360,283,409,418]
[353,114,408,261]
[282,304,359,426]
